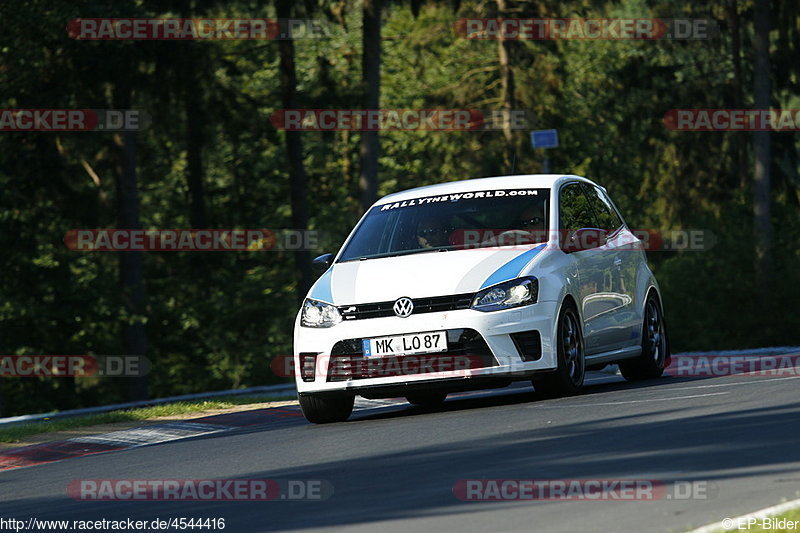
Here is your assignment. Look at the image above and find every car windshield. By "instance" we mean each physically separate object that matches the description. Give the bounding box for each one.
[338,188,550,262]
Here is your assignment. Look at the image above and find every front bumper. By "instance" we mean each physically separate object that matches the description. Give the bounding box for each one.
[292,301,559,394]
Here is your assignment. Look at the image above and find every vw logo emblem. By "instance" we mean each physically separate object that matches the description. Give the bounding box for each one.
[393,297,414,318]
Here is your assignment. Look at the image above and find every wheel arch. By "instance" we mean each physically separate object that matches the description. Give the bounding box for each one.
[561,292,579,314]
[558,293,583,339]
[643,285,671,362]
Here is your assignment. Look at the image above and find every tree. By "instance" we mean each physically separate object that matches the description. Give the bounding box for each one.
[359,0,382,213]
[752,0,772,297]
[113,64,148,401]
[276,0,313,298]
[496,0,517,172]
[726,0,746,188]
[115,129,149,402]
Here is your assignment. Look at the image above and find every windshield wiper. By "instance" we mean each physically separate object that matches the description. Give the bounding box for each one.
[383,247,449,259]
[340,247,450,262]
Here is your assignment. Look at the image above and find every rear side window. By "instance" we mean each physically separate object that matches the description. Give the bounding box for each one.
[559,183,597,232]
[581,184,623,234]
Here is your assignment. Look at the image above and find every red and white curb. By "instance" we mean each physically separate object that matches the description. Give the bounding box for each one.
[0,407,304,472]
[0,398,429,472]
[70,422,229,447]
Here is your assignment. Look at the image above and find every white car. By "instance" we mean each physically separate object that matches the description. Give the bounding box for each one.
[293,174,669,423]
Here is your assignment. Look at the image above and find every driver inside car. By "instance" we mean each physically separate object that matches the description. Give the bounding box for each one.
[485,203,547,247]
[517,204,546,232]
[416,216,450,248]
[515,204,547,243]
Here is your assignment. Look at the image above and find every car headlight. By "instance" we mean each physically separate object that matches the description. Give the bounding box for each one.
[301,299,343,328]
[471,277,538,312]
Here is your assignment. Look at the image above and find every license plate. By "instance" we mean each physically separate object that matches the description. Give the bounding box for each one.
[363,331,448,357]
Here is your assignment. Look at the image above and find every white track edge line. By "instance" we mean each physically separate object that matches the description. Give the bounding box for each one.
[686,496,800,533]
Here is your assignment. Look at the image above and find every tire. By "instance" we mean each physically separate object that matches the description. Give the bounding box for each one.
[532,302,585,397]
[298,393,354,424]
[619,293,668,381]
[406,391,448,407]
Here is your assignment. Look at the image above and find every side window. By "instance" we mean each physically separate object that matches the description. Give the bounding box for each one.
[582,184,623,234]
[598,188,625,229]
[559,183,597,232]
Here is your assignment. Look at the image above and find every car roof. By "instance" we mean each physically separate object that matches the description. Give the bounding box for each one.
[374,174,598,206]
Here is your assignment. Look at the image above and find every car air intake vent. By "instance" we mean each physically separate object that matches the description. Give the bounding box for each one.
[511,330,542,362]
[339,293,474,320]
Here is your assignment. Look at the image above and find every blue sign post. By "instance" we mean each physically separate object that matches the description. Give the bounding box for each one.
[530,129,558,173]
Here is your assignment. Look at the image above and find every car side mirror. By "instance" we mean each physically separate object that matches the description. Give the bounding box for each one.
[312,253,334,275]
[564,228,608,253]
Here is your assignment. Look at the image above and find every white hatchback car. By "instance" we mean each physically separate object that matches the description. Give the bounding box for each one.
[293,175,669,423]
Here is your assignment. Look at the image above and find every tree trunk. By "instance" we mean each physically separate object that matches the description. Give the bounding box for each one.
[753,0,773,298]
[114,124,148,401]
[181,1,207,229]
[359,0,381,214]
[178,4,211,295]
[728,0,746,189]
[276,0,312,299]
[496,0,516,172]
[185,82,208,228]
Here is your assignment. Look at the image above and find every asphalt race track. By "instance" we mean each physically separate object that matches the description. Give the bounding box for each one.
[2,369,800,533]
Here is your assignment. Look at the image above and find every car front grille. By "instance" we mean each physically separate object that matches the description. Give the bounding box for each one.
[327,328,497,382]
[339,293,474,321]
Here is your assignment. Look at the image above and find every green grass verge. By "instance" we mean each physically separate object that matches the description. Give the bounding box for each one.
[0,395,294,444]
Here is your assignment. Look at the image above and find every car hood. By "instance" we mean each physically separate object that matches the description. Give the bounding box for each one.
[308,245,545,305]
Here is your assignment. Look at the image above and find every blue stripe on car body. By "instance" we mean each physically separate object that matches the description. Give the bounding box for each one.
[479,244,546,289]
[310,268,334,304]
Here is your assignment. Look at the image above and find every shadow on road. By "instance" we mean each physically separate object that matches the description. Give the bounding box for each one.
[1,374,799,533]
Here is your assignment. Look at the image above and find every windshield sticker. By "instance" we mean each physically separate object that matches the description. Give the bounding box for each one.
[378,189,539,211]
